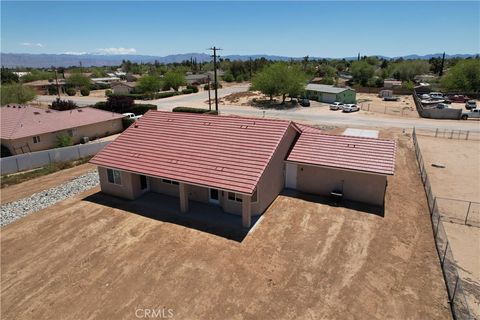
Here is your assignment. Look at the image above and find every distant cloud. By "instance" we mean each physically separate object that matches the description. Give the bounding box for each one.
[96,47,137,55]
[63,51,87,55]
[20,42,44,47]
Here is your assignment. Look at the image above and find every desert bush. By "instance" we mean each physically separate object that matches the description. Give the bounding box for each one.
[55,134,73,147]
[80,87,90,96]
[186,85,199,93]
[50,98,77,111]
[66,87,76,96]
[181,88,194,94]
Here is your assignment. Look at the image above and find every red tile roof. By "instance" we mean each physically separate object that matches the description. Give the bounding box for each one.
[1,105,124,140]
[90,111,299,194]
[287,132,396,175]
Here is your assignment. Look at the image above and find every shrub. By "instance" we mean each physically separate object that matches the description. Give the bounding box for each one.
[181,88,194,95]
[80,87,90,96]
[153,91,178,99]
[105,89,113,96]
[66,88,76,96]
[90,82,111,90]
[131,104,157,115]
[94,101,107,109]
[223,73,234,82]
[48,85,58,95]
[50,98,77,111]
[186,85,199,93]
[172,107,212,113]
[235,75,244,83]
[105,95,135,113]
[204,84,210,90]
[55,134,73,148]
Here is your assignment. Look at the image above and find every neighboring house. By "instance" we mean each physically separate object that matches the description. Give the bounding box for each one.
[13,72,30,78]
[24,79,66,95]
[91,77,121,84]
[186,74,210,85]
[90,111,396,227]
[0,105,124,155]
[305,84,356,104]
[383,78,402,88]
[111,82,137,95]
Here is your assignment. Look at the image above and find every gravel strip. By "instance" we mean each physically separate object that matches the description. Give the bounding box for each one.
[1,170,99,227]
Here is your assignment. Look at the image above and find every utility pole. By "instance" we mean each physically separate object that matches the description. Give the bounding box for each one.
[208,46,222,112]
[207,75,212,111]
[249,57,253,79]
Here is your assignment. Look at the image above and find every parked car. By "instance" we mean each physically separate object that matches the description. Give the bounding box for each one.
[465,100,477,110]
[123,113,142,120]
[435,103,450,109]
[299,98,310,107]
[461,108,480,120]
[420,94,431,99]
[429,92,444,100]
[342,104,360,113]
[329,102,344,110]
[446,94,470,103]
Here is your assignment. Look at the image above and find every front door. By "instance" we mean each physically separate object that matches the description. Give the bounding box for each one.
[209,188,220,205]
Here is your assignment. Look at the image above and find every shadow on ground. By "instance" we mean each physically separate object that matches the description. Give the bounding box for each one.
[282,189,385,217]
[83,191,261,242]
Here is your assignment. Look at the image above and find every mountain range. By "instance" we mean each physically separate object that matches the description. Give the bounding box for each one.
[1,52,477,68]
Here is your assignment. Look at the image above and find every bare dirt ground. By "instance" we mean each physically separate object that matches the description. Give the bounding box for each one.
[0,163,96,204]
[417,135,480,317]
[1,133,451,320]
[357,93,418,118]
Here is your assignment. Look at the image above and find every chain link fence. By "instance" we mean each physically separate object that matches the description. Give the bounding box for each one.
[412,128,474,320]
[359,103,418,117]
[415,127,480,141]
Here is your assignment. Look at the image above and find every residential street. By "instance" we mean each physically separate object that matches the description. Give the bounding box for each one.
[35,84,480,132]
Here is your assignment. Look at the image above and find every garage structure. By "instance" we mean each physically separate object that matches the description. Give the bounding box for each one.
[305,84,356,104]
[286,132,396,206]
[91,111,395,227]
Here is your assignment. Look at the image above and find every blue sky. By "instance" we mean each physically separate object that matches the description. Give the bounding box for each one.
[1,1,479,57]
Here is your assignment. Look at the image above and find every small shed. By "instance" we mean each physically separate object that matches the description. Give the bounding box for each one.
[112,82,137,95]
[305,84,356,104]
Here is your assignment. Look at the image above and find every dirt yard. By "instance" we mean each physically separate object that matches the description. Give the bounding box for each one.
[357,93,418,118]
[0,133,451,320]
[417,135,480,317]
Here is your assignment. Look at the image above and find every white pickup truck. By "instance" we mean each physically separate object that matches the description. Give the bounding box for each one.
[122,113,142,121]
[461,108,480,120]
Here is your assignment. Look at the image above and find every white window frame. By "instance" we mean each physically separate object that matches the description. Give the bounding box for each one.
[33,135,41,144]
[107,168,122,185]
[161,179,179,186]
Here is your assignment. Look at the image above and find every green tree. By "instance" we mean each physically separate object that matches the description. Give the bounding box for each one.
[55,134,73,148]
[162,71,186,91]
[441,59,480,92]
[389,60,430,81]
[251,63,307,103]
[137,75,162,95]
[351,61,375,86]
[66,73,91,88]
[1,68,19,84]
[1,83,37,105]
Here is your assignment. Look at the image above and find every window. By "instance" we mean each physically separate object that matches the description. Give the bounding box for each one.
[33,135,41,144]
[67,129,74,137]
[227,192,243,203]
[162,179,179,185]
[107,169,122,185]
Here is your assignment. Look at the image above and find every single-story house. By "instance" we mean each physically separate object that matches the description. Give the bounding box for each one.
[91,77,121,84]
[383,79,402,88]
[24,79,66,95]
[305,84,356,104]
[111,82,137,95]
[186,74,210,85]
[90,111,396,228]
[1,105,124,155]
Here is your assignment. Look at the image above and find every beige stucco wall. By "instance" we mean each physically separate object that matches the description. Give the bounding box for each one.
[98,167,145,200]
[3,119,123,155]
[112,85,133,95]
[294,164,387,206]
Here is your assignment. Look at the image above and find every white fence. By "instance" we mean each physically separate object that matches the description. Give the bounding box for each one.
[1,142,110,175]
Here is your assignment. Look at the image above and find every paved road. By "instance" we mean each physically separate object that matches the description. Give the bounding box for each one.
[36,84,480,132]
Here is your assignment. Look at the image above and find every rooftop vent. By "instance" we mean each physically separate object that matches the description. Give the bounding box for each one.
[215,167,224,171]
[45,110,51,113]
[12,106,16,108]
[167,119,173,122]
[203,122,211,126]
[347,144,356,148]
[77,109,83,112]
[240,125,248,129]
[33,112,40,115]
